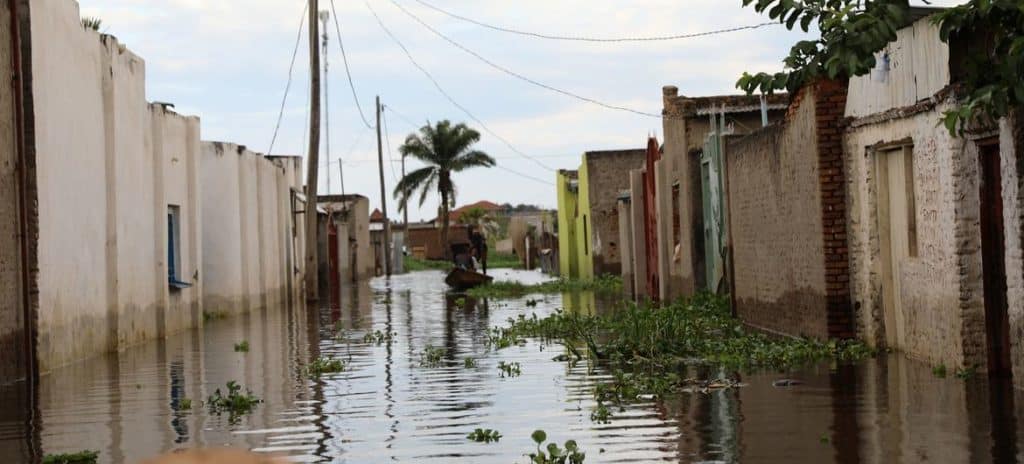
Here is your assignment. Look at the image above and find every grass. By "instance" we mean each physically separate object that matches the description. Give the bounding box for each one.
[206,381,261,425]
[467,275,622,299]
[43,451,99,464]
[489,293,874,409]
[487,253,522,269]
[404,256,451,272]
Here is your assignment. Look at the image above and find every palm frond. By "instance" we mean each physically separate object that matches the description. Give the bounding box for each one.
[451,150,496,172]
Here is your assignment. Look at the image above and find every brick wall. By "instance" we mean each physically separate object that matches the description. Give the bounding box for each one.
[583,149,645,276]
[407,225,469,261]
[725,80,852,339]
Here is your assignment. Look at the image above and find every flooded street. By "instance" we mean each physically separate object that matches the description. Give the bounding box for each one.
[1,269,1023,463]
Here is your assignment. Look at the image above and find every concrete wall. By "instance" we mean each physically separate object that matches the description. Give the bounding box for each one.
[0,0,26,383]
[318,195,372,282]
[583,150,645,276]
[629,171,647,300]
[30,0,205,371]
[617,197,635,298]
[1002,113,1024,381]
[201,142,303,314]
[725,87,829,338]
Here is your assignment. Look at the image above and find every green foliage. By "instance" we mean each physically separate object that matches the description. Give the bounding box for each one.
[43,451,99,464]
[933,364,948,378]
[491,293,873,406]
[736,0,910,95]
[464,357,478,368]
[420,345,446,367]
[234,341,250,353]
[466,428,502,443]
[207,381,262,424]
[955,365,978,380]
[487,252,522,269]
[307,357,346,377]
[528,430,586,464]
[738,0,1024,135]
[404,256,452,272]
[179,398,192,411]
[362,330,395,345]
[467,275,622,299]
[81,17,102,31]
[497,361,521,377]
[590,402,612,424]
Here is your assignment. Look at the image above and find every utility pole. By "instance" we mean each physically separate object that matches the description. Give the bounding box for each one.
[401,152,408,230]
[304,0,322,302]
[320,10,331,196]
[376,96,392,276]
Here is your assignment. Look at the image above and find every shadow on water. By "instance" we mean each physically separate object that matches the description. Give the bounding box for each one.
[0,269,1022,463]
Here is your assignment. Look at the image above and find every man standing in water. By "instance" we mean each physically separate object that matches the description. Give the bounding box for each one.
[469,227,488,275]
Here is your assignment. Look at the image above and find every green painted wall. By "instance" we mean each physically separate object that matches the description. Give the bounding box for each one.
[556,170,579,278]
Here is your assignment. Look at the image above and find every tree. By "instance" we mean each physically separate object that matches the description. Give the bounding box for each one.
[458,207,500,240]
[736,0,1024,134]
[394,120,496,259]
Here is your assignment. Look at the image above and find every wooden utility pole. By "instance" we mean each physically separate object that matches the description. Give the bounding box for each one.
[304,0,322,302]
[376,96,392,276]
[402,153,408,230]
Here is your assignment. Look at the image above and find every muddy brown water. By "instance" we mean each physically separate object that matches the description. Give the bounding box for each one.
[1,269,1022,463]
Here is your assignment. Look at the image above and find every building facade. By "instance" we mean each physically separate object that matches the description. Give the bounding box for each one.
[557,149,646,281]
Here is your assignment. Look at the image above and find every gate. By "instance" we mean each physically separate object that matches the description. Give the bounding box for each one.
[700,109,728,294]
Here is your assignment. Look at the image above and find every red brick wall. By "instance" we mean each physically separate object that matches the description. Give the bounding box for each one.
[407,225,469,260]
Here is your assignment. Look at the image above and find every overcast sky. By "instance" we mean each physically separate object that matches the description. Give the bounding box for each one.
[78,0,960,221]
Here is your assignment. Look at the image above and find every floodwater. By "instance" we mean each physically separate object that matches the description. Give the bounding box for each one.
[2,269,1023,463]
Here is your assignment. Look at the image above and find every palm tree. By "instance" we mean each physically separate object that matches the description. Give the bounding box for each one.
[457,207,500,240]
[394,120,495,259]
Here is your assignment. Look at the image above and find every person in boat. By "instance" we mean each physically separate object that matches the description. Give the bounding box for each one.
[469,227,488,275]
[452,243,475,271]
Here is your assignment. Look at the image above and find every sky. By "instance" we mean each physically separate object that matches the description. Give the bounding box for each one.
[78,0,961,221]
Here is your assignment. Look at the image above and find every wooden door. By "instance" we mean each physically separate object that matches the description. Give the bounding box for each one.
[979,140,1011,377]
[876,146,914,348]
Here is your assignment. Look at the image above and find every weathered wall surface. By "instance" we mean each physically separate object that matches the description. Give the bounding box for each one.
[726,87,829,339]
[617,198,634,298]
[583,150,645,277]
[576,158,594,281]
[1003,113,1024,379]
[629,171,646,299]
[0,0,26,384]
[555,170,578,278]
[844,103,967,366]
[318,195,372,282]
[200,142,303,314]
[31,0,204,371]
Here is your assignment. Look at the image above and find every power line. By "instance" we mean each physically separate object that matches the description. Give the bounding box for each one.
[329,0,375,130]
[364,0,557,173]
[267,3,308,155]
[410,0,777,43]
[381,106,400,182]
[386,0,662,118]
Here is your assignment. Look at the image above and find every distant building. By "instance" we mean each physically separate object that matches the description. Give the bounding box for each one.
[556,149,646,280]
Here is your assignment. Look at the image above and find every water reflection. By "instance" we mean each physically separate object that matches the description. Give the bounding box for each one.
[0,269,1021,463]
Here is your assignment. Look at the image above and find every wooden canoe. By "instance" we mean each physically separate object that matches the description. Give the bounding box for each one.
[445,268,493,291]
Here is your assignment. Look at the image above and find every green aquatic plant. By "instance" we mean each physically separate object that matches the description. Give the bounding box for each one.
[179,398,193,411]
[207,381,261,424]
[497,361,521,378]
[466,428,502,443]
[420,345,446,367]
[467,275,622,299]
[464,357,478,368]
[589,402,612,424]
[234,340,250,353]
[43,450,99,464]
[528,430,585,464]
[307,357,346,377]
[956,365,978,380]
[362,330,395,345]
[933,364,948,378]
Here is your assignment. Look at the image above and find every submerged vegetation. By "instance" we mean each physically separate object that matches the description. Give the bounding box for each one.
[42,451,99,464]
[466,428,502,443]
[420,345,446,367]
[307,357,346,377]
[528,430,585,464]
[489,293,873,411]
[497,361,521,378]
[206,381,261,424]
[467,275,622,299]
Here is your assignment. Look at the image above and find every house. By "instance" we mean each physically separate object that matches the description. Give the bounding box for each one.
[557,149,646,281]
[317,195,372,304]
[841,9,1024,376]
[0,0,312,376]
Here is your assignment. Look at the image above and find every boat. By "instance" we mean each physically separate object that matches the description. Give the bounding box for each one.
[445,268,493,291]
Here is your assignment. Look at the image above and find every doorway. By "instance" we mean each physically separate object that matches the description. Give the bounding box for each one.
[875,144,916,348]
[978,139,1011,378]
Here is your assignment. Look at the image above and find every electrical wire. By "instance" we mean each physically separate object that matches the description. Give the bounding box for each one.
[329,0,375,130]
[267,3,308,156]
[381,107,400,183]
[365,0,558,173]
[410,0,777,43]
[386,0,662,118]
